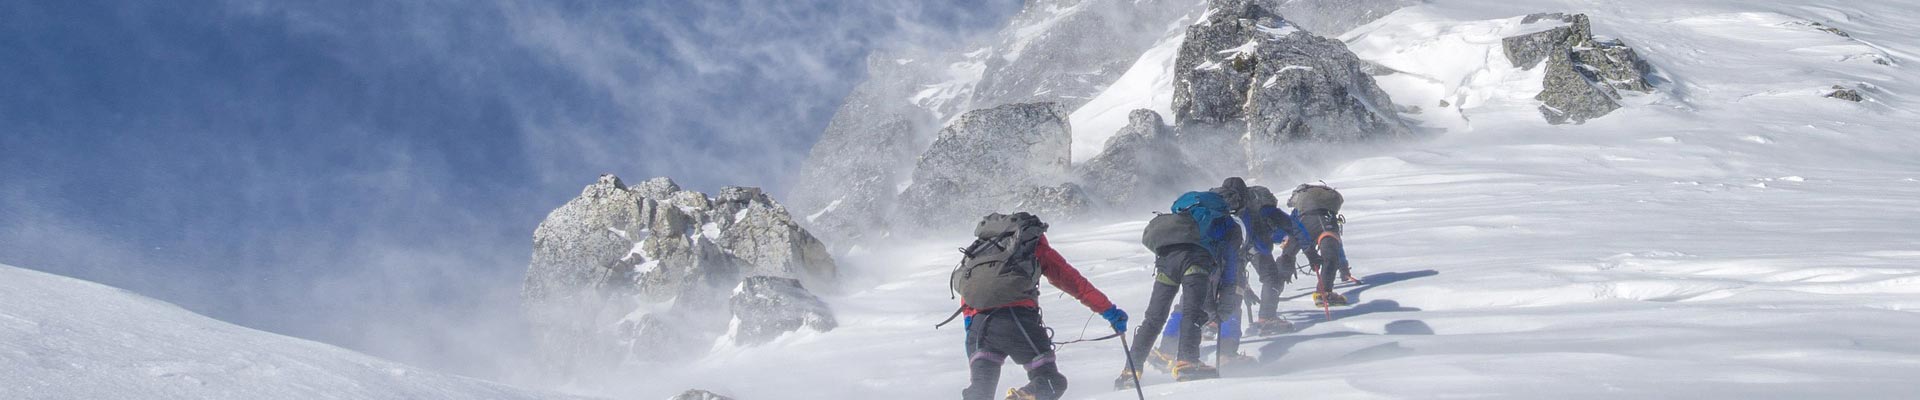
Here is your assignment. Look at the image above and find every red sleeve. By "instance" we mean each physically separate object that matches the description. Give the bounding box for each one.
[1034,236,1115,313]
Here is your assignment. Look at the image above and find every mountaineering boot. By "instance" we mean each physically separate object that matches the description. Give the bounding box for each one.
[1004,388,1038,400]
[1253,318,1295,336]
[1313,291,1350,307]
[1218,352,1258,368]
[1114,368,1140,390]
[1171,360,1219,381]
[1149,348,1177,372]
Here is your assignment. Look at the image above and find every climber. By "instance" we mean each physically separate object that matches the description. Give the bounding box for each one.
[1243,184,1320,336]
[1278,182,1352,308]
[1115,191,1238,388]
[947,212,1127,400]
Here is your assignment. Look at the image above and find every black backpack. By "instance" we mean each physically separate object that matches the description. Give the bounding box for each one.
[949,212,1049,311]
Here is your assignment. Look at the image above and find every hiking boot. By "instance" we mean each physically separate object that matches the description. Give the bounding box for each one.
[1114,368,1140,390]
[1005,388,1038,400]
[1313,291,1350,307]
[1253,318,1296,336]
[1148,348,1177,372]
[1170,360,1219,382]
[1218,352,1258,368]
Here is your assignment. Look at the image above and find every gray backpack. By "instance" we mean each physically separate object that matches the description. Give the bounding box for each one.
[1248,186,1280,210]
[1288,183,1343,213]
[1142,212,1205,257]
[949,212,1049,310]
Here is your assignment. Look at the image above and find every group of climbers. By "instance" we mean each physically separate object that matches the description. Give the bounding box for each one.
[944,178,1355,399]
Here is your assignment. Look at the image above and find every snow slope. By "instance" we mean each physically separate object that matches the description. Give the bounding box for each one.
[0,264,590,400]
[586,0,1920,398]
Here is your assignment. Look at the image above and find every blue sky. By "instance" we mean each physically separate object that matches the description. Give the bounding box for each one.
[0,0,1019,378]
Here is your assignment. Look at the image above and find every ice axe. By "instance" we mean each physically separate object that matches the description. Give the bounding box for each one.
[1117,334,1146,400]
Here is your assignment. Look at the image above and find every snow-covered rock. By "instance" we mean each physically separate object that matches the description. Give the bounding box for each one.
[1263,0,1424,36]
[1076,109,1199,210]
[727,276,836,347]
[1011,182,1096,221]
[788,55,939,247]
[0,263,588,400]
[669,389,736,400]
[522,175,836,376]
[1502,13,1656,124]
[969,0,1198,111]
[896,102,1074,231]
[1174,0,1409,140]
[790,0,1199,244]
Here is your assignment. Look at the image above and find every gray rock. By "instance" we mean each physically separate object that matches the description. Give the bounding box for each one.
[1826,85,1864,102]
[789,0,1197,245]
[1012,182,1096,222]
[788,55,941,247]
[970,0,1199,111]
[1502,13,1655,124]
[728,276,837,346]
[523,175,838,376]
[1170,0,1409,177]
[714,186,839,292]
[896,102,1073,231]
[1261,0,1424,36]
[634,176,681,201]
[1076,110,1202,210]
[670,390,736,400]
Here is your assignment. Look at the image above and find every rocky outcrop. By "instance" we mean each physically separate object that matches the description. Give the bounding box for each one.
[787,55,938,248]
[1503,13,1655,124]
[970,0,1199,111]
[1168,0,1409,178]
[789,1,1198,245]
[896,103,1075,230]
[1076,110,1201,210]
[1012,183,1096,221]
[1262,0,1423,36]
[671,390,736,400]
[728,276,837,346]
[1826,85,1864,102]
[522,175,838,378]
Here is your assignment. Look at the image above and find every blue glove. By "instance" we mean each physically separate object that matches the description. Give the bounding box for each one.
[1101,306,1129,333]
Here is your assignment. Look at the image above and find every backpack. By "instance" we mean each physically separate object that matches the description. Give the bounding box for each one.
[1247,186,1280,210]
[949,212,1049,311]
[1287,182,1343,214]
[1142,191,1230,257]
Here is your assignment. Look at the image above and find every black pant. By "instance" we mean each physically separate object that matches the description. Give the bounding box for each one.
[1282,210,1349,293]
[1249,253,1286,320]
[964,307,1066,400]
[1127,247,1215,369]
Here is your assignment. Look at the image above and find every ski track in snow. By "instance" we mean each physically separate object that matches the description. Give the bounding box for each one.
[616,0,1920,398]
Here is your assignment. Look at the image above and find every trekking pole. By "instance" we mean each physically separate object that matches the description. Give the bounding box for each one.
[1117,334,1147,400]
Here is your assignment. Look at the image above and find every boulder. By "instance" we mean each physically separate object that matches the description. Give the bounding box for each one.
[896,102,1073,231]
[670,389,736,400]
[1012,183,1096,222]
[522,175,838,377]
[788,56,939,246]
[1262,0,1423,36]
[1076,110,1200,210]
[1503,13,1655,124]
[1826,85,1864,102]
[714,186,839,292]
[728,276,837,346]
[1170,0,1409,176]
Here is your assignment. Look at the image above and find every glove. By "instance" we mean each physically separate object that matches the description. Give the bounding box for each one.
[1101,306,1129,333]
